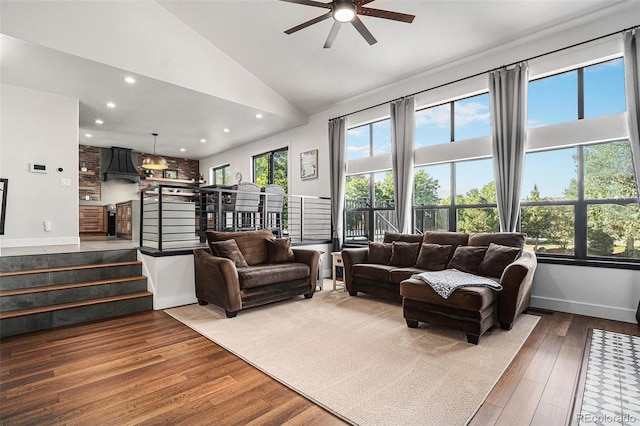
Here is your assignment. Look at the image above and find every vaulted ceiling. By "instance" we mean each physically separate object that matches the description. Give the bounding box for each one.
[1,0,636,159]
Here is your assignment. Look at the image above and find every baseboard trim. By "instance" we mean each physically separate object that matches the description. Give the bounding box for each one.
[0,237,80,248]
[530,295,637,324]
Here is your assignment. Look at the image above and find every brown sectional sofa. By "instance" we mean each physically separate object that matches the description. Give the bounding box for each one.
[194,228,321,318]
[342,231,537,344]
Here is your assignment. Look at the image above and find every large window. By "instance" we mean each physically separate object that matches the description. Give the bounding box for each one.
[415,93,490,147]
[253,148,288,192]
[346,119,391,161]
[344,57,638,263]
[522,57,637,260]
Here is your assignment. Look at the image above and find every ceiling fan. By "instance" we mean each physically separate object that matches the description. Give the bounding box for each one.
[281,0,415,48]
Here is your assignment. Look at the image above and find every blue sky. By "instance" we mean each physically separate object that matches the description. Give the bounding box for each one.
[347,57,626,200]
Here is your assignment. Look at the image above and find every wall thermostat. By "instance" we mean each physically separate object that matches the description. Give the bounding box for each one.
[29,163,49,173]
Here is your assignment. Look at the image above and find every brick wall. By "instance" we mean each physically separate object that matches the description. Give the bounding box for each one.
[79,144,101,201]
[79,145,201,201]
[137,154,201,193]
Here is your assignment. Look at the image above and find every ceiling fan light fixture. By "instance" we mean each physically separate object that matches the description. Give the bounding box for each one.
[142,133,169,170]
[333,1,356,23]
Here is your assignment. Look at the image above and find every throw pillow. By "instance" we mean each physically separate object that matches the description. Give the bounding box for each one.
[211,239,248,268]
[389,241,421,267]
[266,238,295,264]
[447,246,488,273]
[415,243,453,271]
[368,242,392,264]
[477,243,522,278]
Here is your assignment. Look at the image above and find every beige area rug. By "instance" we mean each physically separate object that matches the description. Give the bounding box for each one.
[165,290,539,426]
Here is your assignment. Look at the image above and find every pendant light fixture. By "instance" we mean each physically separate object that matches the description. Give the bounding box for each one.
[142,132,168,170]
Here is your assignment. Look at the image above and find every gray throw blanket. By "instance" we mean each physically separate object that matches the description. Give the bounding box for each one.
[410,269,503,299]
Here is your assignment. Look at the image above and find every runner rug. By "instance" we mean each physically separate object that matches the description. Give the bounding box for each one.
[571,329,640,425]
[165,290,539,425]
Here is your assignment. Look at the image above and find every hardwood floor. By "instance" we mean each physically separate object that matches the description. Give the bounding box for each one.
[1,308,637,425]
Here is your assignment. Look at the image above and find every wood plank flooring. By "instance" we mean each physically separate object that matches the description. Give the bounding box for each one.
[1,307,638,425]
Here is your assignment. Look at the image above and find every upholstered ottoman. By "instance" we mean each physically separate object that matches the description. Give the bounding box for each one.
[400,278,499,344]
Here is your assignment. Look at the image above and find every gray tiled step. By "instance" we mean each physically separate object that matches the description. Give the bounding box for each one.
[0,277,148,312]
[0,249,138,272]
[0,261,143,291]
[0,293,153,338]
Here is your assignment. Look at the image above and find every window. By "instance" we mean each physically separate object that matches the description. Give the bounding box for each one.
[346,119,391,161]
[415,93,490,148]
[523,57,636,260]
[211,164,230,186]
[253,148,288,192]
[520,141,639,259]
[528,58,626,128]
[584,58,626,119]
[344,171,396,243]
[528,70,578,127]
[412,159,497,235]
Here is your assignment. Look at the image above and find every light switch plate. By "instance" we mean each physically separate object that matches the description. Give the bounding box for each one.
[61,178,71,186]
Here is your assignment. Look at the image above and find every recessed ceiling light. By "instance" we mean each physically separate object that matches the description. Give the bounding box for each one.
[256,113,263,119]
[106,102,116,108]
[95,119,104,125]
[200,139,207,143]
[223,128,230,133]
[180,148,186,152]
[124,76,136,84]
[85,133,92,138]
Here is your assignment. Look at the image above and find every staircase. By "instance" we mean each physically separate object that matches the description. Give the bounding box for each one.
[0,249,152,338]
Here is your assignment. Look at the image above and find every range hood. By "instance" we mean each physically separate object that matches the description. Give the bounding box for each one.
[103,147,140,183]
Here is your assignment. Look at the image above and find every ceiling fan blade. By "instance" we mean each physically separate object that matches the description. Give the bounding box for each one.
[351,16,377,45]
[354,0,377,5]
[358,7,415,23]
[284,11,332,34]
[279,0,331,9]
[324,21,342,48]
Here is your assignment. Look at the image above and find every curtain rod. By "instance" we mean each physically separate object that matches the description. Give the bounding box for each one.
[329,24,639,122]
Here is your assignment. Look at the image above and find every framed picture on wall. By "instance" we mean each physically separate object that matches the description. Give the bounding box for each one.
[300,149,318,180]
[163,169,178,179]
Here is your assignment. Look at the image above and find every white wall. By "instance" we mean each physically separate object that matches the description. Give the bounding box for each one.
[0,84,80,247]
[139,252,197,310]
[199,4,640,323]
[531,264,640,324]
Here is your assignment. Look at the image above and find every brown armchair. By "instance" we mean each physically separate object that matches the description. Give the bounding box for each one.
[194,228,321,318]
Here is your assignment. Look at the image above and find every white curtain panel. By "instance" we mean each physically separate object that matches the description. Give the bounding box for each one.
[623,29,640,203]
[329,117,347,250]
[390,96,416,234]
[489,62,529,232]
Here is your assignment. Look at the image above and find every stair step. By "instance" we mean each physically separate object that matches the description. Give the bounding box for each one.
[0,292,153,320]
[0,260,142,278]
[0,276,147,297]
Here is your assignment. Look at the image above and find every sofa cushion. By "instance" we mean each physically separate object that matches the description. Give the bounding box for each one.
[468,232,526,249]
[266,237,295,263]
[211,240,248,268]
[389,242,421,267]
[415,243,452,271]
[383,232,424,244]
[206,229,273,265]
[400,278,498,311]
[369,242,392,264]
[422,231,469,261]
[477,243,523,278]
[447,246,488,273]
[238,263,309,289]
[389,267,424,284]
[353,264,396,282]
